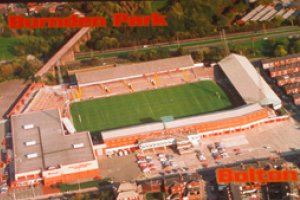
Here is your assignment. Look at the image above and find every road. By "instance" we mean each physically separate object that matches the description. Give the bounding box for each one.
[75,26,300,60]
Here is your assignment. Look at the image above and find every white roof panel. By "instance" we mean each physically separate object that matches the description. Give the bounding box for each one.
[218,54,281,109]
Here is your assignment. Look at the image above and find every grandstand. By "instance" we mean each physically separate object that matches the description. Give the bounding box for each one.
[75,55,194,87]
[218,54,282,110]
[101,104,266,148]
[72,55,214,100]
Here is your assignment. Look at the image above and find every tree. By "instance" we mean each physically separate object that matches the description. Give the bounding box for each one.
[0,63,14,79]
[274,45,288,57]
[293,40,300,53]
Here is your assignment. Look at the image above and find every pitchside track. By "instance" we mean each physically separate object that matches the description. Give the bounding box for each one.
[71,81,232,133]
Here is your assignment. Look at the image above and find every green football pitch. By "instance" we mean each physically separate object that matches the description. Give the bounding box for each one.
[71,81,232,133]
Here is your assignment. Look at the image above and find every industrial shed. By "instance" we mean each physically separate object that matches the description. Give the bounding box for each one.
[218,54,282,110]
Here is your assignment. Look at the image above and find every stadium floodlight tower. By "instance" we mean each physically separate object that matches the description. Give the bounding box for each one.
[56,60,63,85]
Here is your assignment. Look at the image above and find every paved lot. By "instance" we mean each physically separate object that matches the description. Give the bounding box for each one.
[98,154,142,182]
[0,80,27,120]
[0,185,43,200]
[98,119,300,181]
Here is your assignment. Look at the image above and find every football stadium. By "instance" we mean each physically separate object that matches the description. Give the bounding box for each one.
[71,81,232,132]
[6,53,289,187]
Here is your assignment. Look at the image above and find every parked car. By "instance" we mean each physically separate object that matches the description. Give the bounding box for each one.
[208,144,214,151]
[143,168,150,173]
[213,153,221,160]
[145,156,152,160]
[136,154,145,160]
[0,186,7,194]
[211,148,218,154]
[150,167,157,171]
[139,163,147,168]
[215,142,224,149]
[221,153,229,158]
[197,154,207,161]
[263,146,272,149]
[218,148,225,154]
[166,155,174,160]
[170,161,178,168]
[158,154,166,158]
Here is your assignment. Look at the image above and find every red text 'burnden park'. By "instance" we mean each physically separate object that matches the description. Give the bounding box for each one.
[8,13,168,29]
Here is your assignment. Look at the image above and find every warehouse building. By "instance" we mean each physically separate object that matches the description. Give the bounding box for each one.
[10,109,100,187]
[218,54,282,110]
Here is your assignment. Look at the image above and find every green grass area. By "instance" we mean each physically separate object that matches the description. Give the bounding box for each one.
[146,192,165,200]
[71,81,232,132]
[0,37,20,60]
[59,178,111,192]
[76,26,300,60]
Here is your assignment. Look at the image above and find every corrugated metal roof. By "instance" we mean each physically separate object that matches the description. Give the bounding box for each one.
[218,54,281,109]
[76,55,194,86]
[164,103,263,129]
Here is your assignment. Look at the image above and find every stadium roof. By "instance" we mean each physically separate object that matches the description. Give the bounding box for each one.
[11,109,95,174]
[102,122,164,141]
[76,55,194,86]
[218,54,281,110]
[164,103,263,129]
[102,104,264,140]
